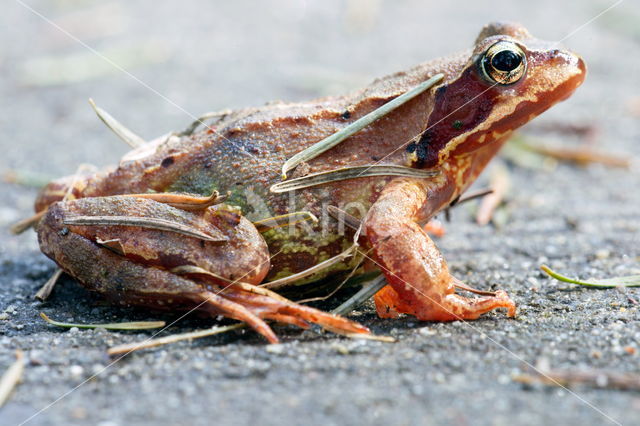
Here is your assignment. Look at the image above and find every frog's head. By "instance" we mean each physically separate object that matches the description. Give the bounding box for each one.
[406,22,586,168]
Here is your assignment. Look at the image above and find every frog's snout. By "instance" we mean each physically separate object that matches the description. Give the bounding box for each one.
[549,47,587,90]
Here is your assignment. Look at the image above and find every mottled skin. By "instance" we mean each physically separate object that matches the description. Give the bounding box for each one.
[34,23,585,341]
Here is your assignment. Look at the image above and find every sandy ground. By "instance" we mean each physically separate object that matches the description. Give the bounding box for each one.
[1,1,639,425]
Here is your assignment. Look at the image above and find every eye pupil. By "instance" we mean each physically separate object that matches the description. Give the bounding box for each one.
[491,50,522,72]
[480,41,527,85]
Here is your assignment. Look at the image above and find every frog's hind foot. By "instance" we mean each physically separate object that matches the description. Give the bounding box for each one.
[195,284,370,343]
[193,291,280,343]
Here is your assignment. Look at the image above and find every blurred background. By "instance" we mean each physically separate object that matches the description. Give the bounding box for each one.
[1,1,639,425]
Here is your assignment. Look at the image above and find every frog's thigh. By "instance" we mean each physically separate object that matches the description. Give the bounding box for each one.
[38,206,208,301]
[363,179,516,321]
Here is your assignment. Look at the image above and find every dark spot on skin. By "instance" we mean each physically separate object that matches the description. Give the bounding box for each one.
[452,120,463,130]
[371,155,380,161]
[59,227,69,236]
[200,240,205,248]
[161,157,175,168]
[204,161,213,169]
[248,147,260,155]
[407,132,438,167]
[341,110,351,120]
[235,182,242,186]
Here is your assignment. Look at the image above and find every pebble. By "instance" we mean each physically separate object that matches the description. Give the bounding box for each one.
[331,343,349,355]
[265,344,284,354]
[70,365,84,378]
[419,327,436,336]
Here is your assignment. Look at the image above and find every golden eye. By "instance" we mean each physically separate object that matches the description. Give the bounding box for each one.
[480,41,527,85]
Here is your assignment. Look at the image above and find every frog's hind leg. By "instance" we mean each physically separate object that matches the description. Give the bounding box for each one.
[38,196,369,343]
[363,179,516,322]
[195,287,370,342]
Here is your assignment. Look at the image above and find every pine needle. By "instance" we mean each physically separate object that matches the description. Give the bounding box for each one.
[541,265,640,288]
[107,324,244,356]
[40,312,166,330]
[0,350,24,408]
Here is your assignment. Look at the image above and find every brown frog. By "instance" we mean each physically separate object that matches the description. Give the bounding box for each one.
[32,22,586,342]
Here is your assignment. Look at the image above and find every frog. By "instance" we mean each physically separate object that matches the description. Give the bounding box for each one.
[32,22,585,343]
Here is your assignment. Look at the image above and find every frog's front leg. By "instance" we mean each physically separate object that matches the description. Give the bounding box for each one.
[363,179,516,321]
[37,196,369,343]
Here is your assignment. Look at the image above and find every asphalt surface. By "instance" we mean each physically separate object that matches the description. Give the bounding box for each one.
[1,1,639,425]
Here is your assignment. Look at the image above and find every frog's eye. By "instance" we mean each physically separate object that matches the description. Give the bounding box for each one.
[480,41,527,85]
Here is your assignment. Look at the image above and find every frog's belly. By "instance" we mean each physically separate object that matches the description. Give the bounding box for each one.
[261,221,361,282]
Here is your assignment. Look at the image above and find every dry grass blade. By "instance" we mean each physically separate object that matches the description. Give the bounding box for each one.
[295,253,365,304]
[327,205,361,231]
[510,133,630,168]
[35,268,63,301]
[476,163,510,226]
[454,188,494,206]
[344,333,395,343]
[271,165,439,193]
[261,245,358,290]
[322,323,395,342]
[89,98,145,148]
[541,265,640,288]
[63,215,227,242]
[522,143,630,168]
[0,350,25,408]
[281,73,444,178]
[451,276,498,296]
[178,109,233,136]
[514,368,640,391]
[3,169,52,188]
[107,324,244,356]
[9,211,46,235]
[124,190,229,210]
[40,312,165,330]
[332,274,386,316]
[253,211,318,233]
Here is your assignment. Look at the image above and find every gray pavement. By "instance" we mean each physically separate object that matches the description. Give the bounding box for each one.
[1,1,639,425]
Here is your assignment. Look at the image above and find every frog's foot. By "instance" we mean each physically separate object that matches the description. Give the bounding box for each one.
[374,284,516,321]
[363,179,517,322]
[191,286,370,343]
